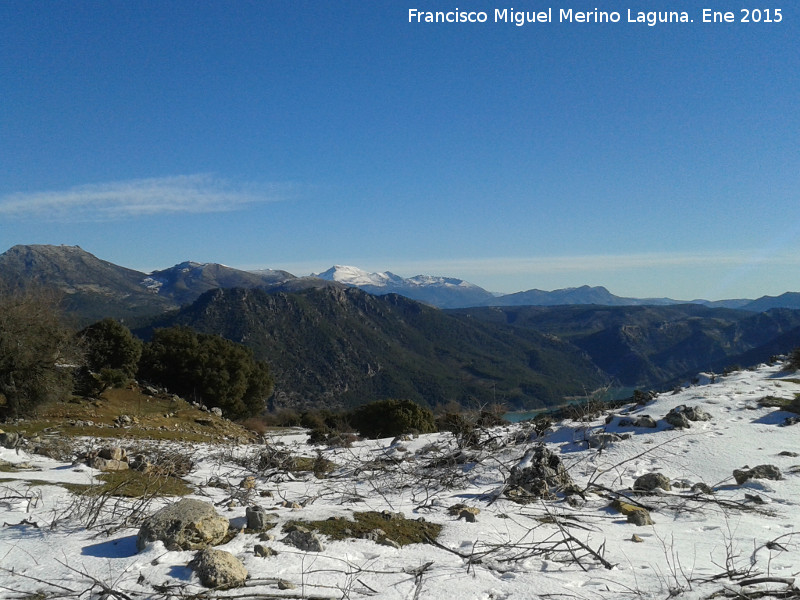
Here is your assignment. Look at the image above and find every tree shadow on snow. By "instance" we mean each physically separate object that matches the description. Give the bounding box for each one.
[81,535,138,558]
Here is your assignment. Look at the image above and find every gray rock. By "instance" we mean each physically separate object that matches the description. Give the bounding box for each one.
[733,464,783,485]
[191,548,247,588]
[246,505,276,531]
[665,405,711,429]
[211,407,223,417]
[281,526,324,552]
[633,473,671,493]
[691,482,714,495]
[0,432,22,449]
[504,445,574,502]
[627,510,654,526]
[664,411,691,429]
[137,498,229,551]
[254,544,277,557]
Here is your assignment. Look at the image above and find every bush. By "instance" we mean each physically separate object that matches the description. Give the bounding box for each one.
[349,398,436,439]
[138,326,273,419]
[0,289,79,418]
[79,318,142,379]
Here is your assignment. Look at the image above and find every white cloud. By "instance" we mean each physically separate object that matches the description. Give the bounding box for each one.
[0,174,291,221]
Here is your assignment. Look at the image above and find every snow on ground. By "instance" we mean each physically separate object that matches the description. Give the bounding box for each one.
[1,363,799,599]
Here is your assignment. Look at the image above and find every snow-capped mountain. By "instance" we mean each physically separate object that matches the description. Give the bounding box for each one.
[313,265,496,308]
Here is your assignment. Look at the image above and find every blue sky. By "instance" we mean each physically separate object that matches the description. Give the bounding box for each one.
[1,1,798,300]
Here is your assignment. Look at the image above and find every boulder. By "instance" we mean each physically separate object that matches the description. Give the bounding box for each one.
[0,432,21,449]
[633,473,671,493]
[191,548,247,588]
[733,464,783,485]
[137,498,229,551]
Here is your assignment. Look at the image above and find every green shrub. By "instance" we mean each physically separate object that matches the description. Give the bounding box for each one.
[350,398,436,439]
[79,318,142,378]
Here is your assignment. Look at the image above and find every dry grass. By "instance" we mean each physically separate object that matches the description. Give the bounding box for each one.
[3,386,257,444]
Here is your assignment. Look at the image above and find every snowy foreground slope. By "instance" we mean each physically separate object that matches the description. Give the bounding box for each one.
[2,364,800,599]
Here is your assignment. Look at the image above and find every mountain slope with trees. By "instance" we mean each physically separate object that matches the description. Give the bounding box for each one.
[451,304,800,388]
[135,287,608,411]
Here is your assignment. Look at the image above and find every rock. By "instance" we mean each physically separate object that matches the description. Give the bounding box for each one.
[779,451,799,457]
[239,476,256,490]
[281,526,324,552]
[378,537,401,549]
[278,580,296,590]
[664,412,691,429]
[114,415,133,427]
[380,510,405,521]
[98,446,127,461]
[459,509,478,523]
[733,464,783,485]
[90,457,129,471]
[254,544,277,557]
[246,505,277,531]
[612,500,653,526]
[504,445,574,503]
[665,405,711,428]
[191,548,247,589]
[0,432,21,449]
[633,473,671,493]
[631,534,644,543]
[137,498,229,551]
[211,407,223,417]
[691,482,714,495]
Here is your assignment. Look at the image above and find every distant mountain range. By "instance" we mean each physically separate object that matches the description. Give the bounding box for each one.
[1,244,799,322]
[3,244,800,410]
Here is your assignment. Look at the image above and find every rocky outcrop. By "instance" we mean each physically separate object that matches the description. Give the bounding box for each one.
[504,445,574,502]
[137,498,229,551]
[733,464,783,485]
[664,405,712,429]
[191,548,247,588]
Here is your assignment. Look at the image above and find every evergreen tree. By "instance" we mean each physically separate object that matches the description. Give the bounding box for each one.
[139,326,273,418]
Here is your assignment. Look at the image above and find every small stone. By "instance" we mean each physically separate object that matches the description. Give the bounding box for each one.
[631,534,644,543]
[378,537,401,549]
[254,544,277,557]
[691,482,714,494]
[278,580,296,590]
[239,476,256,490]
